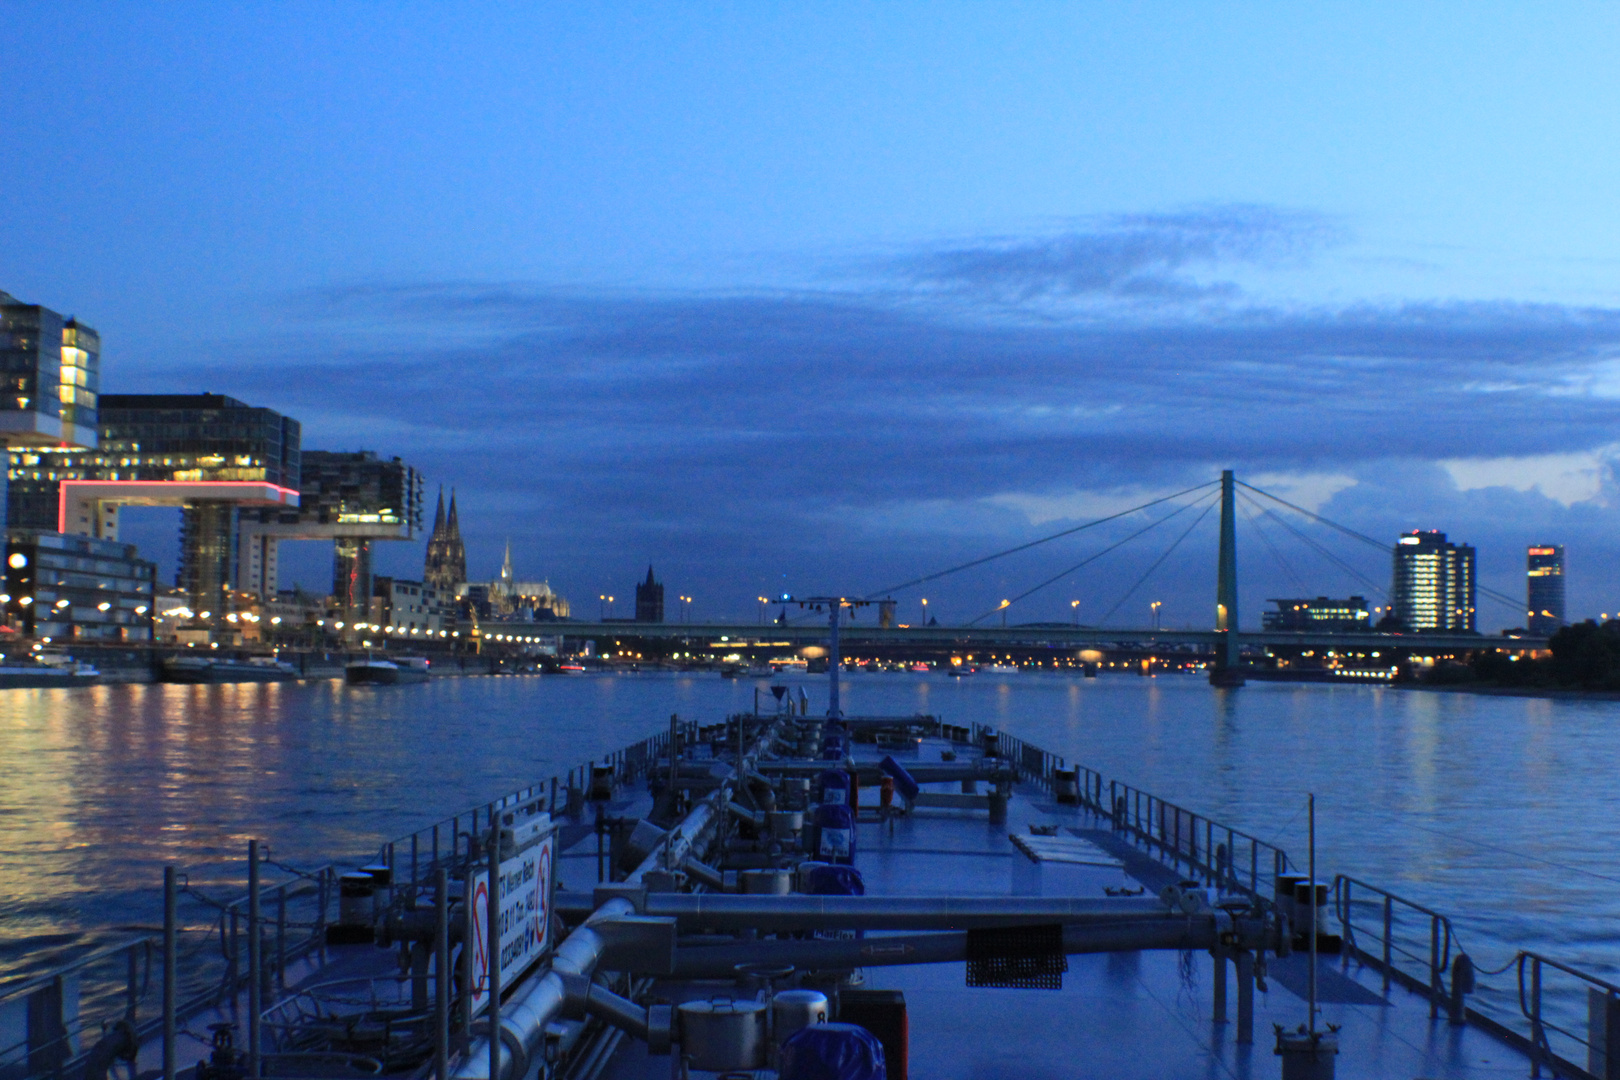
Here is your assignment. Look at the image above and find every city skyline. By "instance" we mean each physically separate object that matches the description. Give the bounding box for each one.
[6,6,1620,626]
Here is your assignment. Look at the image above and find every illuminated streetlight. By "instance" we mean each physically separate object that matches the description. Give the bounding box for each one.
[1071,599,1079,626]
[1000,598,1011,628]
[1150,601,1162,632]
[921,598,928,626]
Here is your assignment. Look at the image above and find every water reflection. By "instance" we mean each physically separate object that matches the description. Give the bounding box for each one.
[1,672,1618,985]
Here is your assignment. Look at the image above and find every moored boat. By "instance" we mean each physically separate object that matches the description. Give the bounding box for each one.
[344,655,431,685]
[161,655,295,684]
[0,655,100,688]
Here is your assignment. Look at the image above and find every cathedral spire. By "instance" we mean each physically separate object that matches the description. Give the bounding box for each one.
[424,485,468,592]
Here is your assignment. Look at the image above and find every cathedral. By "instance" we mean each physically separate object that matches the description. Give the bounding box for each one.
[423,487,467,592]
[425,488,569,620]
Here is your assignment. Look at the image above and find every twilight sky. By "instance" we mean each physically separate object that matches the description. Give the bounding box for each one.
[5,3,1620,629]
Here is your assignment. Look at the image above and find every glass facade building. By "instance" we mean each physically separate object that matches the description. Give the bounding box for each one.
[1527,545,1565,634]
[4,529,156,641]
[8,394,302,622]
[1262,596,1371,632]
[0,291,100,450]
[1391,530,1476,632]
[236,450,422,617]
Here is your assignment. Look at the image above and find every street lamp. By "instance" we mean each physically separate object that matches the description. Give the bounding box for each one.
[757,596,768,624]
[1071,599,1080,626]
[599,594,606,620]
[1000,599,1011,628]
[920,598,928,626]
[1150,601,1162,631]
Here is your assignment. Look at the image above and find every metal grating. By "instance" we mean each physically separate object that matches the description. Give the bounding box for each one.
[965,924,1069,990]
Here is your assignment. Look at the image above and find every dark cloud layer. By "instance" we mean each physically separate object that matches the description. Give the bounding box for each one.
[895,205,1342,302]
[131,217,1620,625]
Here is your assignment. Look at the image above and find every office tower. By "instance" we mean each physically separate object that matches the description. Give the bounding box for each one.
[1527,545,1565,634]
[0,291,101,531]
[1391,530,1476,631]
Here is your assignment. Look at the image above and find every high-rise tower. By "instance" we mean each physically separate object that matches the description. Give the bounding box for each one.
[1527,545,1565,634]
[1391,530,1476,631]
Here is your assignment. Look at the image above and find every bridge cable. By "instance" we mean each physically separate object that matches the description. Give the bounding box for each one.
[1237,480,1523,614]
[960,490,1217,625]
[1237,495,1309,596]
[863,479,1219,599]
[1243,499,1388,599]
[1235,480,1392,554]
[1096,495,1220,626]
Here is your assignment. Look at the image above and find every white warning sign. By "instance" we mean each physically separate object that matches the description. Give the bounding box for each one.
[468,826,555,1016]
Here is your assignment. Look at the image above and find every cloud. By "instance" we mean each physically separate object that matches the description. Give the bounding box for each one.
[1441,449,1615,507]
[891,205,1342,305]
[132,222,1620,623]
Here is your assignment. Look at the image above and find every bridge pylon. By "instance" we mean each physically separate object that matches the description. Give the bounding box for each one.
[1211,469,1246,687]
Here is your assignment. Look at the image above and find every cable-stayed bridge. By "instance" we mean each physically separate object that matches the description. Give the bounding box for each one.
[485,471,1548,677]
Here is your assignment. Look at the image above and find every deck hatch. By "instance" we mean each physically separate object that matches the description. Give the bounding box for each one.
[965,924,1068,989]
[1009,833,1124,867]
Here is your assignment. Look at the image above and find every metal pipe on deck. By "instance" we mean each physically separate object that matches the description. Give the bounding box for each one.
[552,891,1172,931]
[668,920,1232,978]
[756,761,1014,784]
[452,780,733,1080]
[450,898,637,1079]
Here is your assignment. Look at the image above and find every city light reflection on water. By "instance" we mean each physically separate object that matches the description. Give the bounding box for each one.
[1,672,1618,989]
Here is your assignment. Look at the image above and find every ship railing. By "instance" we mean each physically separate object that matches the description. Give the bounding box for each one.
[377,720,701,898]
[0,860,338,1080]
[1105,780,1290,900]
[1332,875,1455,1017]
[1511,951,1620,1080]
[218,868,338,1006]
[1333,877,1620,1079]
[964,724,1290,901]
[0,934,158,1080]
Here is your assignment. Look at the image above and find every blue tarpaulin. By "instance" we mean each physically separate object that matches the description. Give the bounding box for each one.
[780,1023,886,1080]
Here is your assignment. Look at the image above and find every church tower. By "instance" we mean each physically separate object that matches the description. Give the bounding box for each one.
[424,486,468,592]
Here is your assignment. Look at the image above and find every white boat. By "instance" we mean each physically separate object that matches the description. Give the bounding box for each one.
[985,663,1020,674]
[345,655,431,685]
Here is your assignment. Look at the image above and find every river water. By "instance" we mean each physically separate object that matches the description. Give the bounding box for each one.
[2,671,1617,1002]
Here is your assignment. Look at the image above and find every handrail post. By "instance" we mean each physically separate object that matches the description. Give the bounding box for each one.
[487,837,501,1080]
[1380,893,1393,990]
[1530,957,1545,1078]
[248,839,262,1080]
[163,866,176,1080]
[276,885,288,993]
[434,866,449,1080]
[1429,915,1441,1019]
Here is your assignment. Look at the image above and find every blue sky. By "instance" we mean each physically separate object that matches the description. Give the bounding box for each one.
[5,3,1620,628]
